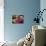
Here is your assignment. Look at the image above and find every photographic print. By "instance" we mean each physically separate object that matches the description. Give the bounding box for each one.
[12,15,24,24]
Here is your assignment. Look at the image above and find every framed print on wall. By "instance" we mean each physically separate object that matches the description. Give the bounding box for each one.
[12,15,24,24]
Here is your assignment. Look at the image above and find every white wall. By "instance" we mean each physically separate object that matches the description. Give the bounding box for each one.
[0,0,4,42]
[40,0,46,26]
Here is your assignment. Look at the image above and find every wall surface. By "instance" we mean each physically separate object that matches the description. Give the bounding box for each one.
[4,0,40,42]
[0,0,4,42]
[40,0,46,26]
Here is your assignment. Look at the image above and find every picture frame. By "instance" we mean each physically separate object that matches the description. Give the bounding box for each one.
[12,15,24,24]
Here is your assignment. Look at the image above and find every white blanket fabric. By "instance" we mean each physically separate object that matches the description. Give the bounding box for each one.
[1,41,17,46]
